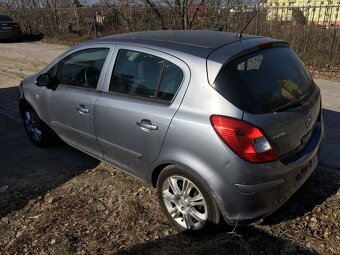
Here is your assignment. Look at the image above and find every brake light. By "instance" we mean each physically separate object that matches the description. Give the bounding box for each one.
[13,23,20,29]
[210,115,277,163]
[258,42,273,49]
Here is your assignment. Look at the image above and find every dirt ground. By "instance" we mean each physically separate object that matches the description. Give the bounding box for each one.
[0,41,67,88]
[0,41,339,255]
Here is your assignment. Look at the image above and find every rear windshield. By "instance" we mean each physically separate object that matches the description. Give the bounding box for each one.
[213,47,314,114]
[0,15,13,22]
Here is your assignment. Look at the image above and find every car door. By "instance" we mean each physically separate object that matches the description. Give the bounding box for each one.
[44,45,114,158]
[94,46,190,178]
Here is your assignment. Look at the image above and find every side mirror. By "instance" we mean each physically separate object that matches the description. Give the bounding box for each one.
[35,73,57,90]
[35,73,51,87]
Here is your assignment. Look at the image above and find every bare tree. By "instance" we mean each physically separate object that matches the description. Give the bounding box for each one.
[142,0,206,29]
[0,0,72,9]
[141,0,247,30]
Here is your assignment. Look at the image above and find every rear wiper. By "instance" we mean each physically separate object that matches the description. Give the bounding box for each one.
[273,95,308,112]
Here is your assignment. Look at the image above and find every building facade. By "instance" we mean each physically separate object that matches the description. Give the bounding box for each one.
[267,0,340,26]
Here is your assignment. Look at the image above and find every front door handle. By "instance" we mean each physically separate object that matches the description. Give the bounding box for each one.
[137,119,158,132]
[76,104,90,114]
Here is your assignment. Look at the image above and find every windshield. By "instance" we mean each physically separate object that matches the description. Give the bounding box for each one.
[213,47,314,114]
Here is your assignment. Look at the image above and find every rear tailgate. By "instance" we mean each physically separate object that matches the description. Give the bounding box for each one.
[209,41,321,160]
[243,88,321,159]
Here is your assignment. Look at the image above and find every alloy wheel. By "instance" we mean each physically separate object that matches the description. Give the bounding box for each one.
[24,110,42,143]
[162,175,208,230]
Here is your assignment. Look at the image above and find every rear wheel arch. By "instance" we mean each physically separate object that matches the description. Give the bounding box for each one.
[151,161,207,188]
[151,163,171,188]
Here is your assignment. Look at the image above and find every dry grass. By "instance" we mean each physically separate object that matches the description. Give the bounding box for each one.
[0,162,339,255]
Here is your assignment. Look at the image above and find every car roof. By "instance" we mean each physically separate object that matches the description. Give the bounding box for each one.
[83,30,287,84]
[92,30,262,58]
[97,30,258,49]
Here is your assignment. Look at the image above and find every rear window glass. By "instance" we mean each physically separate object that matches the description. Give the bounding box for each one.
[0,15,13,21]
[213,47,314,114]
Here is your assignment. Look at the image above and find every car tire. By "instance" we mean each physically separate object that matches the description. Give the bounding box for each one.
[22,105,54,147]
[157,165,221,235]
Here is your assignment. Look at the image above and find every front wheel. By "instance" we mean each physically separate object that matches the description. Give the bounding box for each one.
[157,166,221,235]
[22,106,54,147]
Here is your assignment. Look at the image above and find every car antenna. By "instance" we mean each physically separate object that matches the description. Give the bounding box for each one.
[236,1,266,38]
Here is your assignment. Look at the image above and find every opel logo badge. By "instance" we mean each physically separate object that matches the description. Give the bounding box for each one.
[305,112,312,128]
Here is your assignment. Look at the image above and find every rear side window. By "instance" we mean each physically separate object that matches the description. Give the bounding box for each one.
[0,15,13,21]
[213,47,313,114]
[110,49,183,102]
[158,62,183,101]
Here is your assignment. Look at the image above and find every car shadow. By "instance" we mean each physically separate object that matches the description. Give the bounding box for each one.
[260,108,340,225]
[261,165,339,225]
[319,108,340,170]
[0,86,100,218]
[115,225,319,255]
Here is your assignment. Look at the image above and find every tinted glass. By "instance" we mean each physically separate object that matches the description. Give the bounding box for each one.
[110,49,165,99]
[57,48,109,89]
[158,61,183,101]
[0,15,13,21]
[213,47,314,114]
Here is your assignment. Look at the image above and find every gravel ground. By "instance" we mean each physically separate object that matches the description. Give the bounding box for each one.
[0,41,339,255]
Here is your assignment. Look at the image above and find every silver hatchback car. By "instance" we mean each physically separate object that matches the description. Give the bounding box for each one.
[19,31,324,234]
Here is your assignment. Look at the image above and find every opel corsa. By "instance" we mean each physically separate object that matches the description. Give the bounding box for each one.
[19,31,324,234]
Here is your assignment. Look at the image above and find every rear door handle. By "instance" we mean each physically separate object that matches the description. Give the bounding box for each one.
[76,104,90,114]
[137,119,158,132]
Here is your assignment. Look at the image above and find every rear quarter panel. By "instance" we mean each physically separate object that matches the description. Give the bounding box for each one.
[149,56,243,182]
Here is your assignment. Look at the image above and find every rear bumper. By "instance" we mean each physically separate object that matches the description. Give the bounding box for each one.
[0,30,21,39]
[209,115,324,225]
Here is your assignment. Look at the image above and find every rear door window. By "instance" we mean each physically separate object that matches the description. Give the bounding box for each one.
[110,49,164,98]
[110,49,183,102]
[213,47,314,114]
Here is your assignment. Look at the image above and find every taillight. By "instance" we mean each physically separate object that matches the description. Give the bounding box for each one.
[13,23,20,29]
[210,115,277,163]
